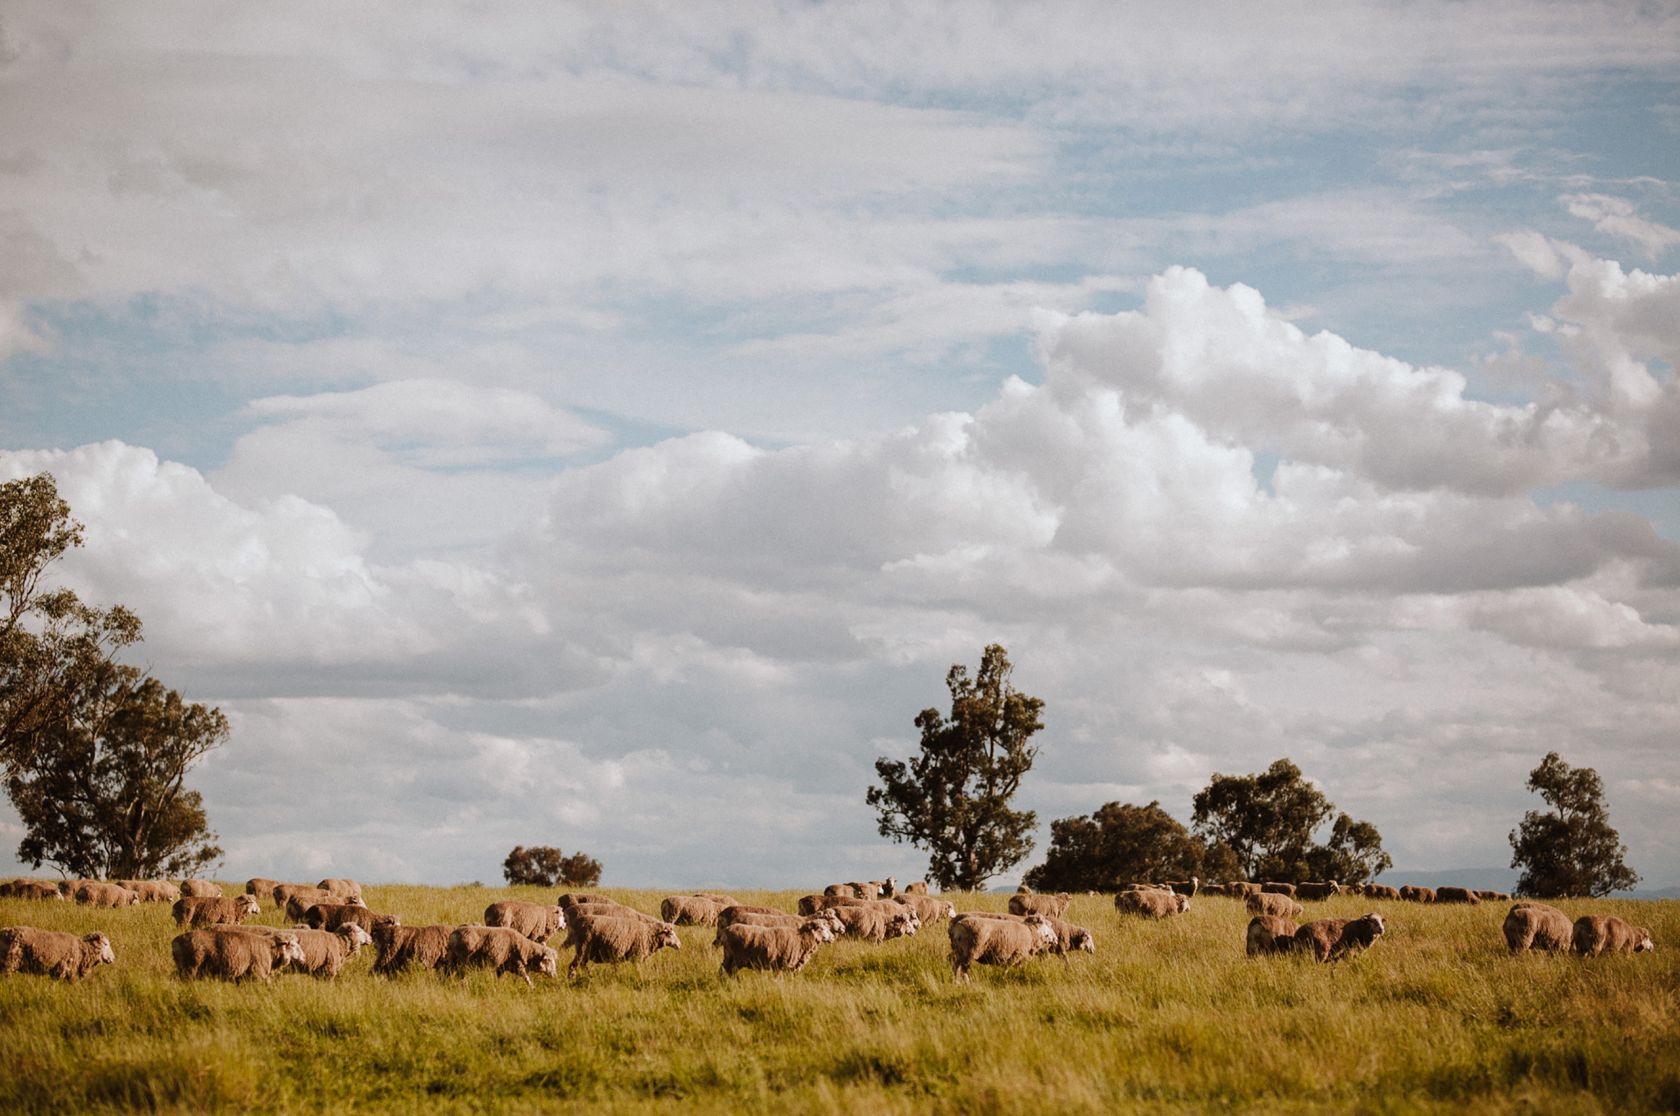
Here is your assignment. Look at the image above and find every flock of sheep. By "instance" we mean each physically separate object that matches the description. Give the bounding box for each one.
[0,871,1658,987]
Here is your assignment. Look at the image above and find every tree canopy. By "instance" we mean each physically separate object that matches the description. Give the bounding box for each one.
[1021,800,1204,892]
[867,643,1043,892]
[1509,751,1638,898]
[1,472,222,878]
[1191,758,1390,884]
[503,845,603,888]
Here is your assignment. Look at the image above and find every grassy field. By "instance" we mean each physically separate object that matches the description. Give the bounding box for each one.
[2,884,1676,1114]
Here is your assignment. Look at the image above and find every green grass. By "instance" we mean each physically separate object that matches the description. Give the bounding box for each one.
[3,885,1677,1113]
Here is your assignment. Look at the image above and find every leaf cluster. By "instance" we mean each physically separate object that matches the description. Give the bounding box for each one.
[1021,799,1205,892]
[1189,758,1390,883]
[1509,751,1639,898]
[502,845,603,888]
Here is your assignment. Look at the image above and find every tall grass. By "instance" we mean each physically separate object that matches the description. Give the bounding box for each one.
[3,885,1676,1113]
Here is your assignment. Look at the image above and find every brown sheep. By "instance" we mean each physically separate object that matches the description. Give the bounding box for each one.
[444,926,559,987]
[713,908,843,946]
[566,913,681,978]
[1365,884,1402,900]
[830,901,918,943]
[1117,889,1190,919]
[718,919,835,977]
[178,879,221,898]
[372,924,453,975]
[1296,881,1340,901]
[0,880,64,901]
[173,927,304,982]
[279,886,346,921]
[0,927,114,981]
[1008,892,1072,918]
[306,903,399,935]
[1476,890,1512,902]
[902,881,929,896]
[114,879,181,903]
[893,894,957,926]
[1572,915,1655,958]
[1260,882,1298,897]
[660,895,727,926]
[285,925,374,979]
[1434,886,1480,904]
[1398,885,1435,903]
[1246,892,1304,919]
[1226,882,1262,899]
[1167,877,1200,897]
[172,894,260,928]
[1503,902,1574,954]
[317,878,363,902]
[1245,915,1300,956]
[72,881,140,908]
[485,900,565,943]
[947,913,1058,979]
[244,878,281,905]
[1294,913,1386,963]
[1039,916,1095,958]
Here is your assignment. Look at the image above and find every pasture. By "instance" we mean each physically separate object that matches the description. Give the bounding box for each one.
[2,885,1676,1114]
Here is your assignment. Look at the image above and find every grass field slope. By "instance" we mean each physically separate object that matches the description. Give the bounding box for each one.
[3,884,1676,1113]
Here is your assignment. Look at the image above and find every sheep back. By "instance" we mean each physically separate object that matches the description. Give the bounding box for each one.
[0,927,114,981]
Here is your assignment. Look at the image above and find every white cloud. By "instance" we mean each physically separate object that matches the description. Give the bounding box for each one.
[1560,193,1680,259]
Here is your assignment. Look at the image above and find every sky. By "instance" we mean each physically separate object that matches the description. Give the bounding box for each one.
[1,2,1677,890]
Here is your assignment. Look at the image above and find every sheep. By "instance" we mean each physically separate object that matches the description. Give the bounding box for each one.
[317,878,363,902]
[562,900,661,928]
[713,907,843,945]
[1434,886,1480,904]
[1226,882,1262,899]
[566,913,681,978]
[718,918,836,977]
[443,925,559,987]
[1398,886,1435,903]
[114,879,181,903]
[179,879,221,898]
[1122,882,1172,894]
[829,900,918,943]
[1294,914,1386,963]
[372,924,453,975]
[1167,877,1200,898]
[877,877,900,898]
[71,881,139,908]
[1503,902,1574,954]
[1116,889,1190,919]
[1260,882,1298,897]
[0,879,64,901]
[172,927,304,982]
[305,903,399,935]
[244,878,281,905]
[1246,915,1300,956]
[1476,890,1512,902]
[172,894,260,928]
[1008,892,1072,918]
[0,927,114,981]
[1572,915,1655,958]
[1365,884,1402,901]
[661,895,727,926]
[485,900,566,943]
[286,925,374,979]
[278,886,345,921]
[1296,881,1340,901]
[902,880,929,896]
[948,913,1058,979]
[1245,892,1303,919]
[893,894,957,926]
[1039,916,1095,959]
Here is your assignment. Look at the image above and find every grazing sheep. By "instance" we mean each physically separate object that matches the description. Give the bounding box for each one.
[279,887,346,921]
[286,925,374,979]
[1008,892,1072,918]
[1122,882,1172,894]
[172,927,304,982]
[114,879,181,903]
[661,895,727,926]
[1398,886,1435,903]
[566,914,681,978]
[557,893,616,908]
[179,879,221,898]
[1572,915,1655,958]
[71,881,139,908]
[1296,881,1340,901]
[1245,915,1300,956]
[172,894,260,929]
[1245,892,1303,919]
[1116,889,1190,919]
[305,903,398,935]
[0,928,114,981]
[829,901,918,943]
[718,918,836,977]
[1476,890,1512,902]
[902,880,929,896]
[1039,916,1095,958]
[0,880,64,901]
[244,878,281,905]
[1226,882,1262,899]
[1167,877,1200,898]
[893,894,957,926]
[1294,913,1386,963]
[1260,882,1298,897]
[714,907,843,945]
[947,914,1057,979]
[317,878,363,902]
[372,924,453,975]
[1503,902,1574,954]
[1365,884,1402,901]
[444,925,559,987]
[485,901,566,943]
[1434,886,1480,904]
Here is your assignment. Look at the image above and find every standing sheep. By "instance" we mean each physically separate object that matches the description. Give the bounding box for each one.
[444,926,559,987]
[1398,886,1435,903]
[305,903,398,935]
[0,928,114,981]
[485,900,566,943]
[72,881,139,908]
[115,880,181,903]
[244,878,282,906]
[947,914,1058,980]
[0,880,64,901]
[285,925,374,979]
[172,927,304,982]
[902,881,929,896]
[718,919,835,977]
[1117,889,1190,919]
[1295,881,1339,901]
[1503,902,1574,954]
[829,901,918,943]
[281,887,358,922]
[660,895,727,926]
[1260,882,1298,897]
[1365,884,1402,901]
[172,894,260,928]
[1434,886,1480,904]
[179,879,221,898]
[893,894,957,926]
[1572,915,1655,958]
[1008,892,1072,918]
[372,924,453,976]
[1245,915,1300,956]
[1294,914,1386,963]
[317,878,364,902]
[1245,892,1303,919]
[566,914,681,978]
[1040,916,1095,959]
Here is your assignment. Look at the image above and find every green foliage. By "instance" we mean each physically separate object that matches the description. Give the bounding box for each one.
[867,644,1042,892]
[0,472,222,879]
[1191,758,1389,883]
[558,852,603,888]
[1509,751,1639,898]
[503,846,603,887]
[1022,800,1204,892]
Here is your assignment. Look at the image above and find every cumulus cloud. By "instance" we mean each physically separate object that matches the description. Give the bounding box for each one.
[1560,193,1680,259]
